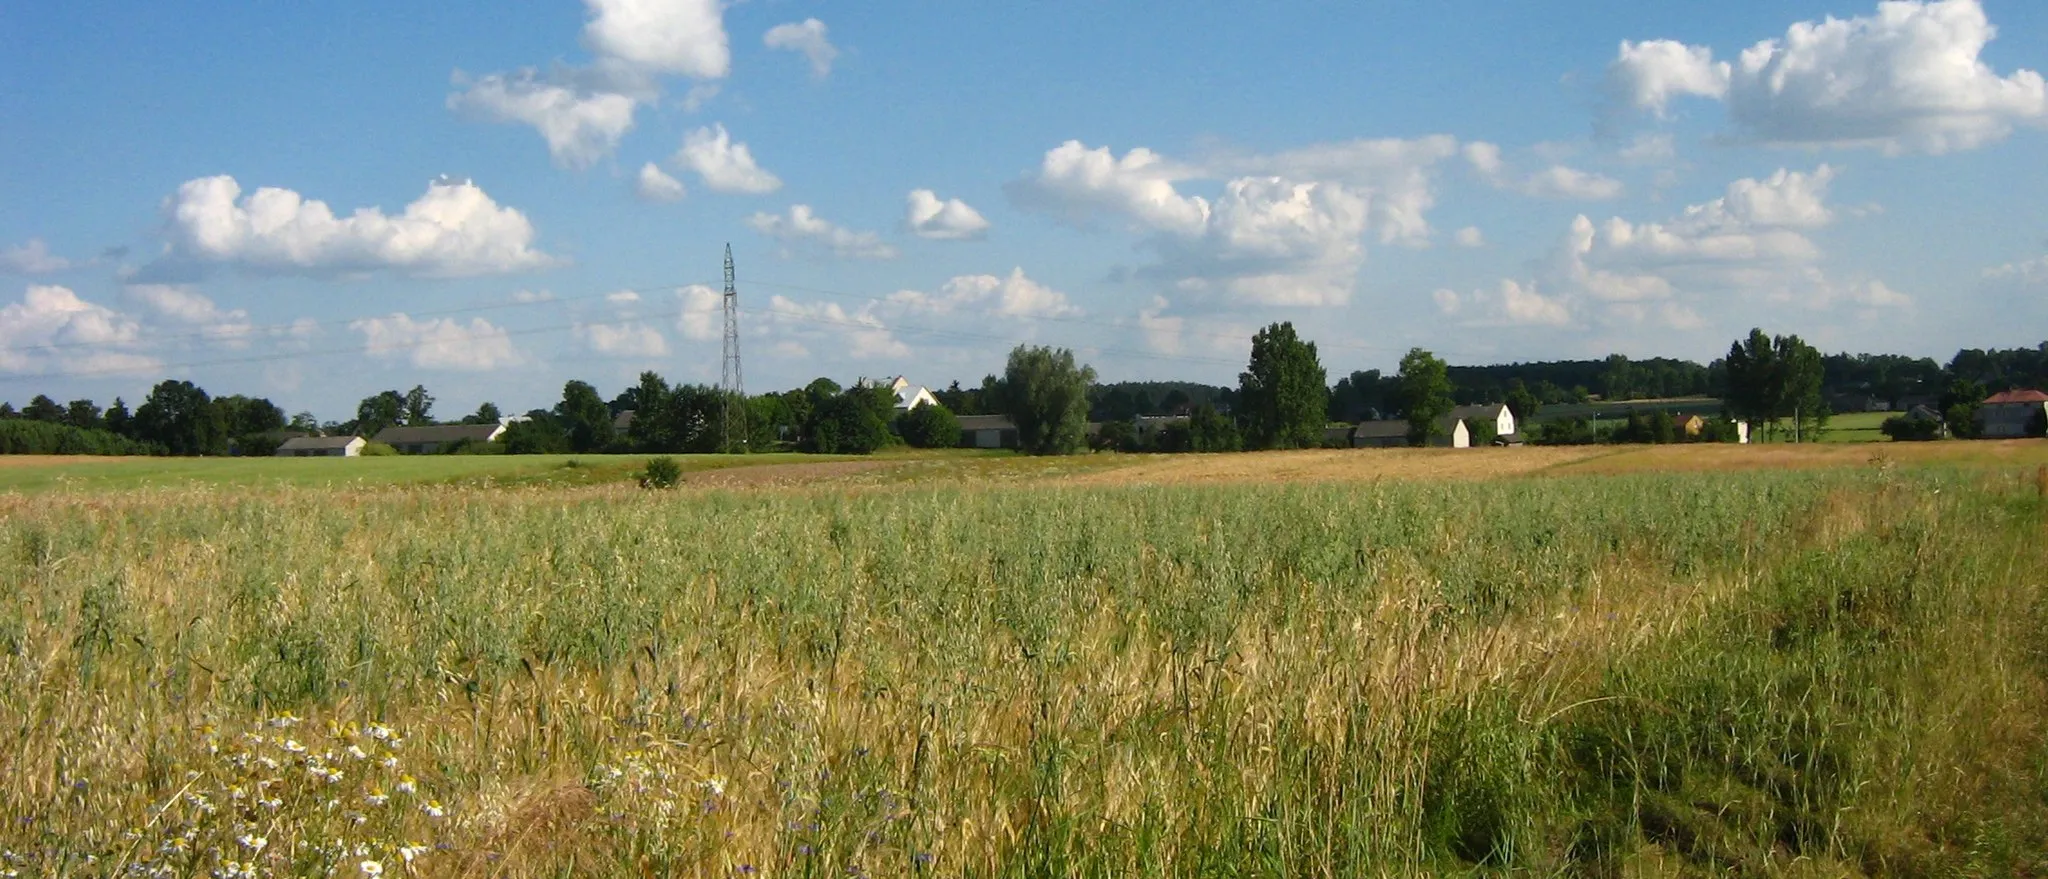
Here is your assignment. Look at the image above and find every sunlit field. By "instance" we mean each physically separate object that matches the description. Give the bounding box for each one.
[4,449,2048,875]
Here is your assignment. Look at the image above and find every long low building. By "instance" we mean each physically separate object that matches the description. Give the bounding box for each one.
[373,423,506,454]
[956,414,1019,449]
[274,435,365,457]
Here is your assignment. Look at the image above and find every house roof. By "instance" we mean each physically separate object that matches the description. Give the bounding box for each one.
[1906,405,1943,421]
[1351,420,1410,439]
[955,414,1016,431]
[1984,389,2048,405]
[613,409,636,430]
[373,424,503,445]
[1449,403,1506,421]
[277,435,363,451]
[894,385,933,409]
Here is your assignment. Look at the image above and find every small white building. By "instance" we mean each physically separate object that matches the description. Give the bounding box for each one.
[1449,403,1515,440]
[1978,389,2048,438]
[275,436,365,457]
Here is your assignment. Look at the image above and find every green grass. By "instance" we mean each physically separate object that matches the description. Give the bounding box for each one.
[2,463,2046,875]
[1819,410,1894,442]
[0,449,998,493]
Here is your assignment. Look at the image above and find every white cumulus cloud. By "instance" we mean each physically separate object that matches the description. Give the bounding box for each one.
[1519,165,1626,200]
[635,162,687,202]
[0,285,157,376]
[157,175,556,278]
[761,295,908,360]
[887,268,1080,319]
[747,205,898,260]
[447,71,639,168]
[763,19,838,78]
[1606,0,2047,153]
[0,239,72,274]
[905,190,990,240]
[677,124,782,194]
[1454,227,1485,248]
[1434,280,1572,328]
[676,284,723,340]
[582,0,730,79]
[349,313,520,371]
[579,321,669,357]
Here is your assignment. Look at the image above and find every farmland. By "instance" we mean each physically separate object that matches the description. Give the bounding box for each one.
[3,447,2048,875]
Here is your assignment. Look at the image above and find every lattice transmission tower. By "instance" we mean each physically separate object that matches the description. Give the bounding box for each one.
[719,243,747,453]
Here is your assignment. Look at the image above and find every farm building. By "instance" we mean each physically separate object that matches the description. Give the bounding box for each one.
[860,376,939,411]
[1449,403,1516,439]
[373,423,506,454]
[274,435,365,457]
[1133,415,1188,446]
[1349,418,1471,449]
[1977,389,2048,438]
[1671,413,1706,437]
[612,410,636,432]
[957,414,1019,449]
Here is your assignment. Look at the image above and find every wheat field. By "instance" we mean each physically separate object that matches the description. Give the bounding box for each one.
[3,455,2046,876]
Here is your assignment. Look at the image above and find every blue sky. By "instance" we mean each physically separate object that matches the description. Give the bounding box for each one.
[2,0,2044,419]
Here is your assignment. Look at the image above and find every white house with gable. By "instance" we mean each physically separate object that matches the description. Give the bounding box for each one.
[861,375,939,411]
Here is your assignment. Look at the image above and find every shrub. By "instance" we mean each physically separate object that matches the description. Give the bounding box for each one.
[898,403,962,449]
[640,456,682,489]
[1093,419,1137,452]
[359,441,400,456]
[1880,415,1942,442]
[0,419,158,455]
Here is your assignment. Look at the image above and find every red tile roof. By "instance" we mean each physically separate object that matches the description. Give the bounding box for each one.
[1983,389,2048,404]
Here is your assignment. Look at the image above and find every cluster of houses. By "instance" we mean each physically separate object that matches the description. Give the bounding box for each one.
[265,382,2048,457]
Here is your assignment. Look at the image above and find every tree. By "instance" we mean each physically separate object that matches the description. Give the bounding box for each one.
[104,398,132,438]
[1093,419,1137,452]
[1504,380,1541,424]
[500,417,570,454]
[354,390,405,438]
[996,345,1097,456]
[402,385,435,425]
[1187,404,1242,452]
[1722,328,1825,440]
[63,399,103,431]
[1940,378,1987,440]
[555,380,616,453]
[134,380,227,456]
[465,402,502,426]
[23,395,63,423]
[1237,322,1328,450]
[804,390,891,454]
[0,403,14,419]
[898,403,961,449]
[287,411,319,433]
[1398,348,1454,447]
[215,395,286,440]
[625,372,676,451]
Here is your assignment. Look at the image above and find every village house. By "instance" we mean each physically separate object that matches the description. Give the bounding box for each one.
[1449,403,1516,440]
[860,376,939,412]
[1976,389,2048,438]
[274,435,366,457]
[373,423,506,455]
[1349,417,1471,449]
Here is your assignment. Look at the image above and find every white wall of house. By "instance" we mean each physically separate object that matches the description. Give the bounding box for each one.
[1449,419,1471,449]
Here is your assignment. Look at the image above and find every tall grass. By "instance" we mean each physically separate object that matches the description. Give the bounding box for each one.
[1,466,2044,875]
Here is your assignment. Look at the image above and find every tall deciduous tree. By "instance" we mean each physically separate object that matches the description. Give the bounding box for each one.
[1398,348,1454,446]
[555,380,616,453]
[354,390,404,438]
[23,395,63,423]
[135,380,227,456]
[997,345,1096,456]
[402,385,435,425]
[1237,322,1328,450]
[1722,328,1826,440]
[1504,379,1541,424]
[898,402,960,449]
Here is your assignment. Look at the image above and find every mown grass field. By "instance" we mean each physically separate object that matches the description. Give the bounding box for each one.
[3,445,2048,876]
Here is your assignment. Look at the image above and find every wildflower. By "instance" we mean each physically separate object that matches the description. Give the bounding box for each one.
[260,798,282,811]
[422,800,446,819]
[365,790,389,807]
[269,712,301,728]
[702,777,726,797]
[229,786,247,801]
[238,834,266,853]
[345,810,366,826]
[399,844,428,863]
[282,739,306,754]
[359,860,384,877]
[257,756,280,770]
[394,775,417,795]
[368,723,394,741]
[380,756,399,770]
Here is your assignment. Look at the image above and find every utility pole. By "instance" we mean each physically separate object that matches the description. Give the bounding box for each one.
[720,243,746,453]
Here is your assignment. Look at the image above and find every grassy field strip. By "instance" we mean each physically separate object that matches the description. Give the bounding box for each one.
[2,467,2046,875]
